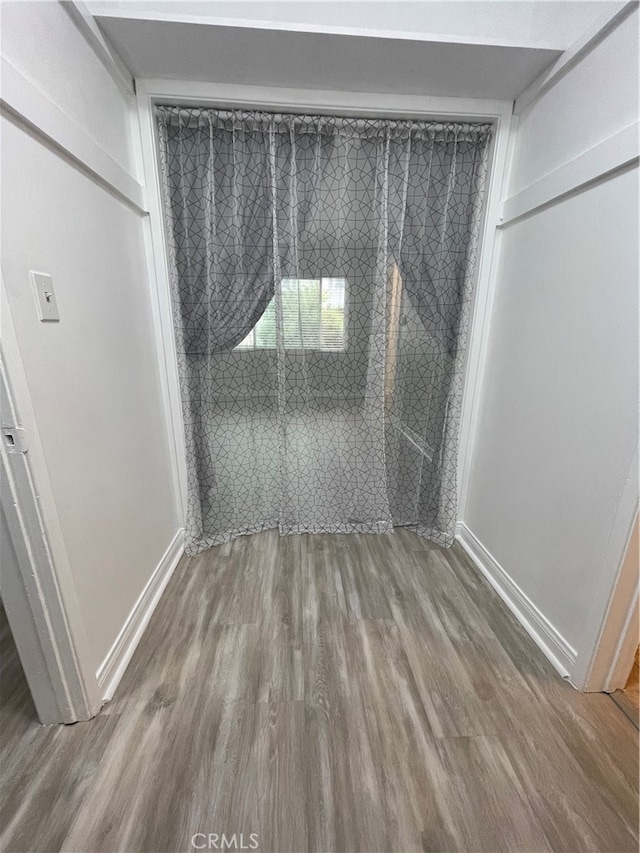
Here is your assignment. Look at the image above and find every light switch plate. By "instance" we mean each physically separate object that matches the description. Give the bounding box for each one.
[30,271,59,322]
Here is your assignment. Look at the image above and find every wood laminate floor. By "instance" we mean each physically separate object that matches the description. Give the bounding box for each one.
[1,531,638,852]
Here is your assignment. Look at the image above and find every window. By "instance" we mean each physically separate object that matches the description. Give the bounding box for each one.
[236,277,347,351]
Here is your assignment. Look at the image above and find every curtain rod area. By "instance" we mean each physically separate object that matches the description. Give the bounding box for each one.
[155,105,492,141]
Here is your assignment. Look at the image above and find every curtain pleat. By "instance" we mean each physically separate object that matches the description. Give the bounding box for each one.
[157,106,490,554]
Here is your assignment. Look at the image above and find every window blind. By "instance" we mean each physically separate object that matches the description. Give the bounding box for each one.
[237,277,346,351]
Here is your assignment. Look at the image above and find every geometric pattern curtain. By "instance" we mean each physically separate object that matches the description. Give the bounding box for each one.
[157,107,491,555]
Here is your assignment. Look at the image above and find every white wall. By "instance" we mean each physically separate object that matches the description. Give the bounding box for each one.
[0,3,179,678]
[461,9,638,681]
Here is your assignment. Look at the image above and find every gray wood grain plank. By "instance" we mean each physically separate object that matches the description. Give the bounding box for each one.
[423,735,553,852]
[0,602,41,771]
[500,727,639,852]
[346,617,441,852]
[336,534,393,620]
[1,715,119,853]
[303,540,389,852]
[255,534,304,703]
[1,530,637,853]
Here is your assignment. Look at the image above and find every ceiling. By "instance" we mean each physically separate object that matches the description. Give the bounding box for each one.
[90,2,614,48]
[92,2,619,101]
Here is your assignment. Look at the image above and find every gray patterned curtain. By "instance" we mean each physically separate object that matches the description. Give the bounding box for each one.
[157,107,490,555]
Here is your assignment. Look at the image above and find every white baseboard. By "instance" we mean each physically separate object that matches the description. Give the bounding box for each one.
[97,528,185,701]
[456,521,577,680]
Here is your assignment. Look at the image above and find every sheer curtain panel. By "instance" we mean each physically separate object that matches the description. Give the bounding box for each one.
[157,107,490,555]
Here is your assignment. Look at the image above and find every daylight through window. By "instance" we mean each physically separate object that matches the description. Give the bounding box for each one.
[236,277,347,351]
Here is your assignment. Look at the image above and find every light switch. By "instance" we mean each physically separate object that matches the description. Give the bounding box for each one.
[30,271,59,322]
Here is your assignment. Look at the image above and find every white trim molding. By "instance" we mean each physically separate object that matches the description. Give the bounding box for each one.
[456,522,577,680]
[137,78,512,121]
[135,84,190,524]
[456,108,514,521]
[608,583,639,691]
[97,528,185,701]
[500,121,639,226]
[0,56,146,213]
[607,573,639,691]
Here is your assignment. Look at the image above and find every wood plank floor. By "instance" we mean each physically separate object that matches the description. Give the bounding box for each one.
[1,531,638,852]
